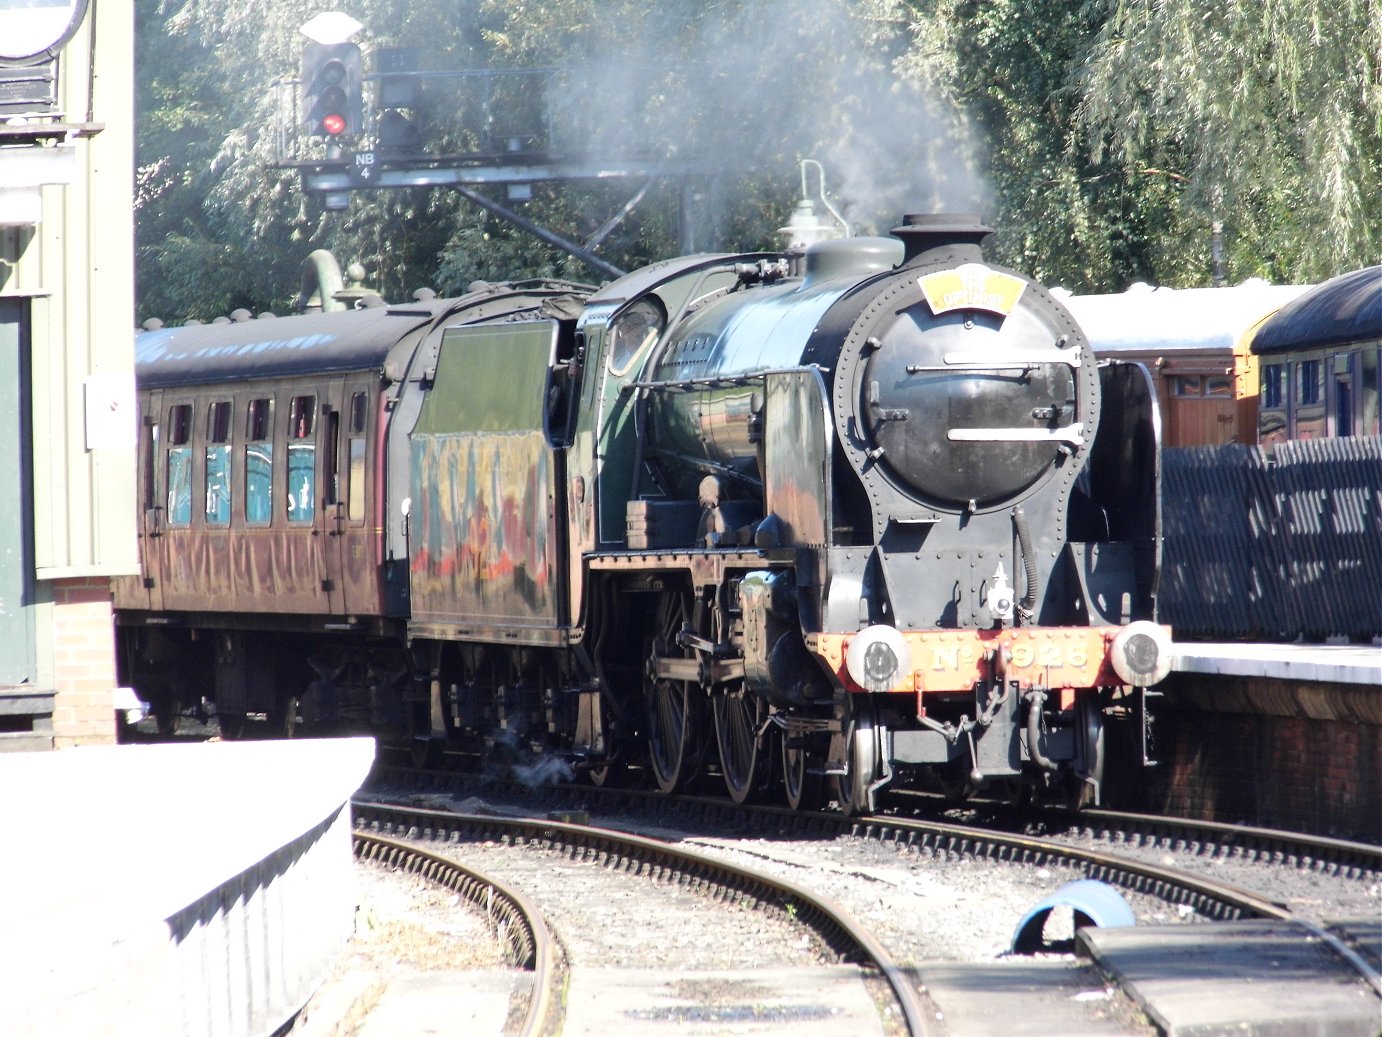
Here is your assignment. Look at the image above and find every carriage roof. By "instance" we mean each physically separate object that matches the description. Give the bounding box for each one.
[1250,265,1381,356]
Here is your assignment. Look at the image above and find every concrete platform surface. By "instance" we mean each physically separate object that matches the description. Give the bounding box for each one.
[562,966,887,1035]
[1078,920,1382,1037]
[1172,642,1382,685]
[916,958,1156,1036]
[0,738,375,1036]
[350,970,520,1036]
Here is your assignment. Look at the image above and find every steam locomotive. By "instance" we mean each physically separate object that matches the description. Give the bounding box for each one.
[115,215,1172,812]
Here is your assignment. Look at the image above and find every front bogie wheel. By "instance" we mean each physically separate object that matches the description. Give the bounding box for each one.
[831,698,880,817]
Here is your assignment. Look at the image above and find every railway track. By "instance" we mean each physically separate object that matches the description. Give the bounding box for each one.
[352,799,933,1037]
[355,772,1379,1033]
[366,759,1380,895]
[1030,804,1382,876]
[352,830,558,1037]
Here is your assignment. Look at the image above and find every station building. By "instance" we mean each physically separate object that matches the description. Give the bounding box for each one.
[0,1,136,749]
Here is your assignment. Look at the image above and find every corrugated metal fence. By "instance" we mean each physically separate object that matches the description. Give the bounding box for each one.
[1161,436,1382,641]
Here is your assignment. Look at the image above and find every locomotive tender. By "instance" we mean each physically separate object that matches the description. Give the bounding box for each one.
[115,215,1172,811]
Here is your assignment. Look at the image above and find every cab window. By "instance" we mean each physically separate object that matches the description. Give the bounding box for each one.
[606,298,665,375]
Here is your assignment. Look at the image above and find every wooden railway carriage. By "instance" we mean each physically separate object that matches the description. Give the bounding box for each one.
[113,282,591,733]
[1059,281,1311,447]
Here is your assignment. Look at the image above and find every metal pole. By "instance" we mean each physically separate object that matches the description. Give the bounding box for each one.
[585,178,656,252]
[454,186,626,281]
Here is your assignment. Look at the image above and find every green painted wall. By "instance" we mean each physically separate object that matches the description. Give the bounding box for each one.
[0,299,35,686]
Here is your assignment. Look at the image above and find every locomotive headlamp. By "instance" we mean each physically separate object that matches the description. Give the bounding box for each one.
[985,564,1015,625]
[846,624,912,693]
[1109,621,1173,686]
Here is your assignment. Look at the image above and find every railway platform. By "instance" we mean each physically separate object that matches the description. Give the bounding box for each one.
[1078,919,1382,1037]
[0,737,374,1037]
[1127,640,1381,840]
[1172,641,1382,686]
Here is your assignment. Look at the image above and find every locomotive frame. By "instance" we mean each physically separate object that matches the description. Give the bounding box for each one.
[116,217,1173,813]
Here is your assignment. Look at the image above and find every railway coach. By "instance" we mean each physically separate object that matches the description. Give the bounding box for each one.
[113,281,592,737]
[1251,265,1381,445]
[1058,280,1310,447]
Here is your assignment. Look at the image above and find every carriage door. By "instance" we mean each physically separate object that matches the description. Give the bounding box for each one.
[315,380,347,614]
[334,383,374,614]
[134,389,165,611]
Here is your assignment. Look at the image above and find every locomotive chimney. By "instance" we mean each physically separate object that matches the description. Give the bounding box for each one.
[892,213,994,266]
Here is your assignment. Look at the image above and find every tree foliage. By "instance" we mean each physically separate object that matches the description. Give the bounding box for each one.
[1077,0,1381,283]
[894,0,1380,288]
[135,0,1379,321]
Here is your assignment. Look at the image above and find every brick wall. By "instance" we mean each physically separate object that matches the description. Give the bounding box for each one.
[50,577,118,747]
[1105,674,1381,842]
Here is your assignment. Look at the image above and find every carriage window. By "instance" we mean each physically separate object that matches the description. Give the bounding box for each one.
[348,392,367,520]
[1171,376,1201,397]
[165,404,193,526]
[205,401,231,525]
[1261,364,1283,408]
[244,397,273,524]
[1298,359,1322,405]
[1363,348,1380,437]
[1204,376,1231,398]
[168,404,191,445]
[287,394,315,523]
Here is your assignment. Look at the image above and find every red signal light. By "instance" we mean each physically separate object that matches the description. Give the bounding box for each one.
[322,112,347,136]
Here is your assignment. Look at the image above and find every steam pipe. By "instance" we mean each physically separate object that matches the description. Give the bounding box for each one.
[1014,507,1038,623]
[1024,689,1059,772]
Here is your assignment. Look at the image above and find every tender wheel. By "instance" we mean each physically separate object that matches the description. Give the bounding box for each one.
[782,730,825,811]
[587,756,627,787]
[645,591,705,795]
[831,698,880,817]
[150,686,179,737]
[408,697,443,769]
[714,684,767,804]
[587,694,629,788]
[411,732,443,769]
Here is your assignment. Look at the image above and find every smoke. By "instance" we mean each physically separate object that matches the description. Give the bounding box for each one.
[511,754,576,788]
[409,0,989,242]
[488,724,577,788]
[564,0,991,237]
